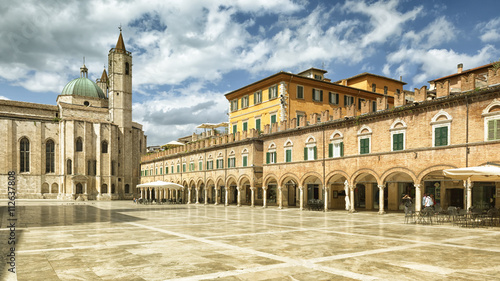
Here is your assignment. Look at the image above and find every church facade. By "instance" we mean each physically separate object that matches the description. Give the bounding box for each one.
[0,32,146,200]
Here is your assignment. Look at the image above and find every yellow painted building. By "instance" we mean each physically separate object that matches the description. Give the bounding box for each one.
[335,72,406,96]
[226,68,397,134]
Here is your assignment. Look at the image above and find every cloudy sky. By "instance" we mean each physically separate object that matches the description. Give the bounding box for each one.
[1,0,499,145]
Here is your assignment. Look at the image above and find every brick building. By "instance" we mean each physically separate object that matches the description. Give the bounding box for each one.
[141,63,500,213]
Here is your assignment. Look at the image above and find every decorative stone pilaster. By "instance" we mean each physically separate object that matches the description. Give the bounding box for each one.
[215,188,219,205]
[237,186,242,207]
[225,186,229,206]
[414,184,421,212]
[299,186,304,211]
[250,187,256,207]
[195,187,200,204]
[204,188,208,205]
[465,179,472,211]
[323,185,328,212]
[278,186,283,209]
[378,185,386,214]
[262,186,268,208]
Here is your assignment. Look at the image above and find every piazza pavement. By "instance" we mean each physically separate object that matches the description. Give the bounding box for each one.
[1,200,500,281]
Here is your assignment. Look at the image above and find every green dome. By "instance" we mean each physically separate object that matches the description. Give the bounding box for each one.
[61,77,107,99]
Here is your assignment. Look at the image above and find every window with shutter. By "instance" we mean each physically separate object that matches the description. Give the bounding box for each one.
[286,149,292,162]
[242,156,248,167]
[256,119,261,132]
[360,138,370,154]
[435,127,448,146]
[393,133,404,151]
[271,115,277,124]
[488,119,500,140]
[328,143,333,158]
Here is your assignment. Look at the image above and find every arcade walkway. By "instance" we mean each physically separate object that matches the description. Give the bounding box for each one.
[1,200,500,280]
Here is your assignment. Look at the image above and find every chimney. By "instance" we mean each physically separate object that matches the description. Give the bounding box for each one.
[458,63,463,74]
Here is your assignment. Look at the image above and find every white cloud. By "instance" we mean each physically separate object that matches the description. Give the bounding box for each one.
[477,17,500,42]
[342,0,423,47]
[0,95,10,100]
[386,45,497,87]
[403,17,456,48]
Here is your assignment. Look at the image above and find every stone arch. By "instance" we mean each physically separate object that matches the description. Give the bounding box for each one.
[41,182,49,194]
[325,170,350,185]
[431,109,453,123]
[482,98,500,114]
[241,148,249,154]
[416,164,458,183]
[329,129,343,140]
[279,173,300,187]
[305,135,316,144]
[357,124,373,135]
[351,168,381,185]
[284,138,293,147]
[263,173,279,186]
[390,118,408,130]
[381,167,417,184]
[226,175,238,187]
[51,183,58,193]
[300,171,324,186]
[237,175,252,187]
[196,178,204,189]
[268,142,276,149]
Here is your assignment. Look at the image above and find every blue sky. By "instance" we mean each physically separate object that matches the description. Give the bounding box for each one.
[0,0,499,145]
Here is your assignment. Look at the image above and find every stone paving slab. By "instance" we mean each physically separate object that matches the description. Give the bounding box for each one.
[1,200,500,280]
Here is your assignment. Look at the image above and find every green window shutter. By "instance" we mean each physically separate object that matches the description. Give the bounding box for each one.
[320,90,323,102]
[328,143,333,158]
[216,160,219,169]
[243,156,247,167]
[254,93,257,104]
[488,120,495,140]
[286,149,291,162]
[393,133,403,151]
[243,122,247,131]
[340,142,344,156]
[256,119,261,132]
[360,138,369,154]
[273,152,277,163]
[312,88,315,100]
[266,152,270,164]
[268,87,271,99]
[313,146,317,160]
[304,147,308,160]
[233,124,237,135]
[435,127,448,146]
[222,159,224,168]
[497,120,500,140]
[271,115,276,124]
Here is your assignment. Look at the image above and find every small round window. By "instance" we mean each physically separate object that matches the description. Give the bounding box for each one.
[84,101,90,106]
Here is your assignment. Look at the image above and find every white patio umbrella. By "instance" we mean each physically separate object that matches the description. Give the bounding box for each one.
[443,164,500,209]
[136,181,183,189]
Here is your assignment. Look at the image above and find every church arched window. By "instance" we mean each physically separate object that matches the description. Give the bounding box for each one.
[67,159,72,175]
[102,141,108,153]
[20,137,30,172]
[46,139,55,173]
[125,62,130,75]
[76,137,83,152]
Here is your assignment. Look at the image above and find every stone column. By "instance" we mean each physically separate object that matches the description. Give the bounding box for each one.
[187,188,191,204]
[323,185,328,212]
[465,179,472,210]
[378,185,385,214]
[196,187,200,204]
[84,182,88,195]
[149,188,152,200]
[278,186,283,209]
[262,186,268,208]
[250,187,256,207]
[415,184,422,212]
[225,186,229,206]
[237,186,242,207]
[299,186,304,210]
[349,185,355,213]
[204,188,208,205]
[215,187,219,205]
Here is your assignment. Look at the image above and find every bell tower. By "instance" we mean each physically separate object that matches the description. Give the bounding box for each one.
[108,28,132,128]
[107,28,133,197]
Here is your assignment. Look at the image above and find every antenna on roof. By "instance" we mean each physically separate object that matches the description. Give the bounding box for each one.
[119,24,122,32]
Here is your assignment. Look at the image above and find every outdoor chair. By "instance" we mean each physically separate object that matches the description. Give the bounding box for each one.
[404,204,415,224]
[417,207,434,225]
